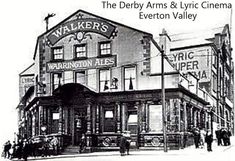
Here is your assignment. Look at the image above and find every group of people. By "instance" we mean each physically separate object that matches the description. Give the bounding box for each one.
[215,127,232,146]
[2,136,59,161]
[193,127,213,151]
[193,127,232,152]
[119,131,131,156]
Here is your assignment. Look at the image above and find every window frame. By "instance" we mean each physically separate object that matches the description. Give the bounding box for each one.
[74,43,87,59]
[51,72,63,91]
[123,65,137,91]
[99,68,111,92]
[51,46,64,61]
[74,70,86,85]
[98,41,112,57]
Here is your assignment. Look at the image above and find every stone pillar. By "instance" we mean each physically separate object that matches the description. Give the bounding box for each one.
[141,101,147,133]
[58,105,63,134]
[183,101,187,131]
[63,108,68,134]
[71,108,75,145]
[116,102,121,133]
[177,99,181,132]
[95,105,100,134]
[121,103,127,132]
[32,111,35,137]
[39,106,43,135]
[86,103,92,147]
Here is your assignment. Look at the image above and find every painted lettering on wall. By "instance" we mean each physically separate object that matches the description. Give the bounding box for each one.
[47,18,117,45]
[46,56,116,72]
[170,47,210,82]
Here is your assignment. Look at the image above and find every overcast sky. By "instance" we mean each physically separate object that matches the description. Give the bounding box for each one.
[0,0,234,146]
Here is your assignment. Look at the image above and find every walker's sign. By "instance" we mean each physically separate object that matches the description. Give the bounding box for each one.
[46,56,116,72]
[47,18,117,45]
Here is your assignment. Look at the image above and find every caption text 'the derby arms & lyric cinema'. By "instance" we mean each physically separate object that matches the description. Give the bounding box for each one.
[17,10,234,152]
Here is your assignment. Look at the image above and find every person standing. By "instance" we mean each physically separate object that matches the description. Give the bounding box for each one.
[50,136,59,155]
[3,140,11,159]
[119,134,126,156]
[199,128,206,148]
[125,132,131,155]
[205,130,213,152]
[22,140,30,161]
[215,128,222,146]
[79,134,86,153]
[193,128,200,148]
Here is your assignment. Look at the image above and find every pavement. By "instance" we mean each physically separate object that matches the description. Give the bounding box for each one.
[1,136,235,161]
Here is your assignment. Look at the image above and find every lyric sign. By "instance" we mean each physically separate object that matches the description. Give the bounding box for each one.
[170,47,211,82]
[46,56,116,72]
[47,18,116,45]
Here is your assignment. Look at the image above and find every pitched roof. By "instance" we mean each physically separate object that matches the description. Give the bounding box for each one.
[33,9,153,59]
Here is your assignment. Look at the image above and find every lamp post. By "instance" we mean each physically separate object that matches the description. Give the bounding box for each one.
[161,46,167,152]
[41,125,47,135]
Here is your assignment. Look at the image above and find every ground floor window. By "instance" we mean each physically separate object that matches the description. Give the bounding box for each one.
[103,107,116,132]
[149,105,162,132]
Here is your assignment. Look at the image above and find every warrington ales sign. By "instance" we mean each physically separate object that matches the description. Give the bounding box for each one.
[47,17,117,45]
[47,56,117,72]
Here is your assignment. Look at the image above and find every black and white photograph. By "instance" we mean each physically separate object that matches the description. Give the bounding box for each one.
[0,0,234,161]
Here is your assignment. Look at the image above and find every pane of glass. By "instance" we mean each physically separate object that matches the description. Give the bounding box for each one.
[128,114,137,123]
[53,113,59,120]
[105,111,113,118]
[125,67,136,78]
[149,105,162,132]
[76,71,85,84]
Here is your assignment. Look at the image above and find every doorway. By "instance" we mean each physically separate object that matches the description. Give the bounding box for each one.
[74,108,87,146]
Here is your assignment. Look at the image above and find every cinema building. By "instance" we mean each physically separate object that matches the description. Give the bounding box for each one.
[17,10,214,152]
[169,25,234,134]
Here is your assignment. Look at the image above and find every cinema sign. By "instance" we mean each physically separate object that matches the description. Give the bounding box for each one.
[47,18,117,45]
[46,56,116,72]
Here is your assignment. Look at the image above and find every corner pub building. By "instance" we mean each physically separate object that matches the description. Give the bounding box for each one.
[17,10,213,152]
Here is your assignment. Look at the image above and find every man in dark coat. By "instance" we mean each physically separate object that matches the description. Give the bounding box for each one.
[22,140,30,161]
[3,140,11,159]
[119,134,126,156]
[205,130,213,152]
[215,128,222,146]
[193,128,200,148]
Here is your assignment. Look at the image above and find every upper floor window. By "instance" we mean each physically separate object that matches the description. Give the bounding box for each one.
[124,66,136,91]
[99,41,111,56]
[74,44,87,58]
[52,47,63,60]
[52,73,62,91]
[99,69,110,92]
[75,71,86,85]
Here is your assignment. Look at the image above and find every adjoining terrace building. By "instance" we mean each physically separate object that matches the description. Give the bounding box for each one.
[17,10,216,152]
[169,25,234,135]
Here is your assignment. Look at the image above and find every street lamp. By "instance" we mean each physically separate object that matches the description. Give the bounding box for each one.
[41,125,47,135]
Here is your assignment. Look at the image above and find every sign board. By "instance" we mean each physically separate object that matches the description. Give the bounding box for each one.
[170,46,211,82]
[46,56,117,72]
[47,18,117,45]
[19,75,35,98]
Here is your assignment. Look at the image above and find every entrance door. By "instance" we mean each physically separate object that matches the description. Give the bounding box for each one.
[74,109,86,146]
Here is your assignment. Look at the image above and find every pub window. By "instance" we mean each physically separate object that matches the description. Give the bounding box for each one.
[103,108,115,132]
[51,108,59,134]
[74,44,87,58]
[124,66,136,91]
[99,41,111,56]
[99,69,110,92]
[75,71,86,85]
[52,73,62,91]
[149,105,162,132]
[127,113,137,134]
[52,46,63,60]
